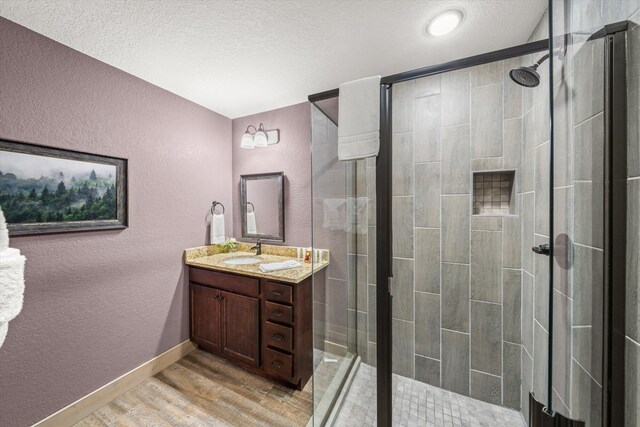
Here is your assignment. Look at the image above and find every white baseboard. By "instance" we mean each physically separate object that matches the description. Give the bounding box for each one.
[33,340,197,427]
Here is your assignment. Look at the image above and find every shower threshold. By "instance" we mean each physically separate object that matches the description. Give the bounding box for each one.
[335,363,526,427]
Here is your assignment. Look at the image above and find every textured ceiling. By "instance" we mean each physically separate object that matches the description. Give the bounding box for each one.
[0,0,546,118]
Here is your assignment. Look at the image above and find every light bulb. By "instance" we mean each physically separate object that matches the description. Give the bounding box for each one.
[427,10,462,37]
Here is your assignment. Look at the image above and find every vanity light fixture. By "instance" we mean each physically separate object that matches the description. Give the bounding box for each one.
[426,9,463,37]
[240,123,280,149]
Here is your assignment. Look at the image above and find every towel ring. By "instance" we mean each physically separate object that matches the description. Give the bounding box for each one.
[247,202,255,213]
[210,201,225,215]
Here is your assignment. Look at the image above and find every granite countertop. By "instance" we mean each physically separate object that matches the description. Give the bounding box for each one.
[184,243,329,284]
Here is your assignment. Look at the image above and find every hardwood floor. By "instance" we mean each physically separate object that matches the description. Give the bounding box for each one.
[74,349,312,427]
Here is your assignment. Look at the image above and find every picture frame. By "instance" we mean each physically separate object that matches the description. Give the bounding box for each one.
[0,138,128,236]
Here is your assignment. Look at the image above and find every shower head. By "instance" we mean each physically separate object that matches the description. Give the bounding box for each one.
[509,65,541,87]
[509,52,551,88]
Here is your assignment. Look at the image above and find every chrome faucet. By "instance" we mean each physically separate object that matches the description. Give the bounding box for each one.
[250,239,262,256]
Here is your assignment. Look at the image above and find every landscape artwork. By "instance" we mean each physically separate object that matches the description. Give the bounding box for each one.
[0,139,127,235]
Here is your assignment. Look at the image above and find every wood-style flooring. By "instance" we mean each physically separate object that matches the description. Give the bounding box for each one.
[74,349,312,427]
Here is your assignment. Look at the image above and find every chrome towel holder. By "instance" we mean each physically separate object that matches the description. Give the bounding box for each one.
[210,201,225,215]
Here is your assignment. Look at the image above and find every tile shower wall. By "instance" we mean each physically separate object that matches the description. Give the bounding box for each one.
[626,10,640,427]
[356,58,526,411]
[311,105,357,356]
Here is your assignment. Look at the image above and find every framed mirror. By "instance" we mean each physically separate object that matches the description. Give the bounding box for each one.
[240,172,284,241]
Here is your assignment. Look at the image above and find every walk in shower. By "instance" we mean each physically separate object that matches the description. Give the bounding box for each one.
[309,2,639,426]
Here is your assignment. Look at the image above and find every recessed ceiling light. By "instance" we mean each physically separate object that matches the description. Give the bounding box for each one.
[426,9,463,37]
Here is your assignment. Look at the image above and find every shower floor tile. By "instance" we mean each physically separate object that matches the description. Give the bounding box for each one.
[335,363,526,427]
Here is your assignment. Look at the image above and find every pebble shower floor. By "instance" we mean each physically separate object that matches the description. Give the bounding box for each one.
[335,363,526,427]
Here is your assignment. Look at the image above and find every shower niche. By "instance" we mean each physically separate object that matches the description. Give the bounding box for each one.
[472,171,516,216]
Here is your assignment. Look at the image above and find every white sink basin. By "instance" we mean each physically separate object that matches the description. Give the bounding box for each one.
[223,256,262,265]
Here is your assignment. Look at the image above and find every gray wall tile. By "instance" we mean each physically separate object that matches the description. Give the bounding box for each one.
[368,284,376,342]
[503,118,522,171]
[414,95,441,162]
[415,292,440,359]
[573,38,604,125]
[392,319,415,378]
[571,360,602,427]
[534,235,550,331]
[471,231,502,303]
[442,263,470,333]
[626,339,639,427]
[503,269,522,343]
[522,192,535,275]
[471,216,502,231]
[392,196,414,258]
[442,330,470,395]
[470,370,502,405]
[442,195,470,263]
[627,179,640,343]
[470,301,502,376]
[392,80,414,133]
[441,124,471,194]
[522,272,534,357]
[415,228,440,293]
[521,350,534,422]
[574,181,604,249]
[441,69,470,127]
[415,355,440,387]
[534,142,550,236]
[503,215,521,269]
[392,132,414,196]
[533,322,549,399]
[392,258,414,322]
[415,162,440,228]
[503,58,523,119]
[503,343,521,410]
[415,74,441,98]
[522,109,536,193]
[552,290,571,404]
[471,83,503,158]
[471,157,503,171]
[471,61,502,87]
[574,113,604,182]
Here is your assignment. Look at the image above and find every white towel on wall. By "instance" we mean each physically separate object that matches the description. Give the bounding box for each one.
[247,211,257,234]
[0,207,26,349]
[338,75,381,161]
[210,213,226,244]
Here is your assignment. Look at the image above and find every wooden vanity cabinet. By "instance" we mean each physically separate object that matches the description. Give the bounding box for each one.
[189,266,312,390]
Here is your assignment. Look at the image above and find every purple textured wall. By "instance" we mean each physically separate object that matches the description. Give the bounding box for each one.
[0,18,232,427]
[232,103,312,247]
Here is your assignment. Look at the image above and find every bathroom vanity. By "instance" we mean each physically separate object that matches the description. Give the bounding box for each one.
[184,244,328,390]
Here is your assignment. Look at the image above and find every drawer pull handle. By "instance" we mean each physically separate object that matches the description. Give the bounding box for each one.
[271,334,285,341]
[271,311,283,318]
[271,361,283,369]
[271,290,283,296]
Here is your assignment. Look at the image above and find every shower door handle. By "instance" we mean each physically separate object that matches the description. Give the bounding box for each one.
[532,244,550,255]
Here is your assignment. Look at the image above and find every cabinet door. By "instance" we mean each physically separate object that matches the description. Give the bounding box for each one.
[220,291,260,367]
[190,284,221,352]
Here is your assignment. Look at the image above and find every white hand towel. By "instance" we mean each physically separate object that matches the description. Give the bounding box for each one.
[323,198,346,230]
[338,75,381,161]
[259,260,302,273]
[247,211,257,234]
[0,207,26,348]
[210,213,225,244]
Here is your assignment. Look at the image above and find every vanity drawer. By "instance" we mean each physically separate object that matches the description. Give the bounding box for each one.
[189,268,259,298]
[265,301,294,324]
[264,347,293,381]
[264,281,293,304]
[264,321,293,352]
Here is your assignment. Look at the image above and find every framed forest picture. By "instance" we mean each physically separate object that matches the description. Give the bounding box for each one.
[0,139,128,236]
